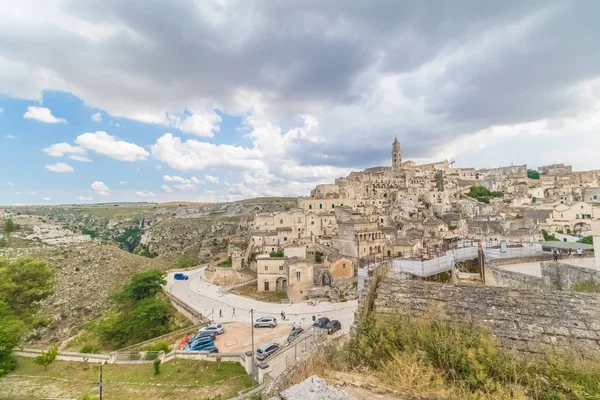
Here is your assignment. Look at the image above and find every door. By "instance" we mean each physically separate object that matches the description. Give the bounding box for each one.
[264,282,270,291]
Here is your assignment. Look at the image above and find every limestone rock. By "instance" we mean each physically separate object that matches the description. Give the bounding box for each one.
[272,376,356,400]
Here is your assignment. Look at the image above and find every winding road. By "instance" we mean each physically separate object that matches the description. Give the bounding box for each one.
[166,267,358,332]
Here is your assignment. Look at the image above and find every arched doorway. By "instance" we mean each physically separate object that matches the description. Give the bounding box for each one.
[369,246,374,254]
[276,277,287,292]
[321,273,328,286]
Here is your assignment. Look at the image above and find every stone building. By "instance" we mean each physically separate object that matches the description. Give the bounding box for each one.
[255,247,314,303]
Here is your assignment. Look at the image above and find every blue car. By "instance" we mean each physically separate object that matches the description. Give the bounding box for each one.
[184,341,218,352]
[174,273,189,280]
[187,336,213,347]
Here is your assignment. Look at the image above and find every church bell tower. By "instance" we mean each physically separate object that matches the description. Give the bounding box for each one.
[392,136,402,169]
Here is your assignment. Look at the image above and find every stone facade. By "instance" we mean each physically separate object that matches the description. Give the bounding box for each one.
[371,277,600,358]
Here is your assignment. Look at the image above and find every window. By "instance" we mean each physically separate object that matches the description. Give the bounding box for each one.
[311,221,314,225]
[341,203,343,206]
[279,265,283,271]
[319,203,322,209]
[323,230,326,235]
[264,265,268,271]
[298,233,301,238]
[595,195,598,200]
[264,282,269,291]
[296,271,301,281]
[284,237,287,241]
[343,263,346,268]
[581,206,584,209]
[381,218,384,223]
[309,204,312,209]
[332,204,335,209]
[298,217,301,222]
[280,219,283,224]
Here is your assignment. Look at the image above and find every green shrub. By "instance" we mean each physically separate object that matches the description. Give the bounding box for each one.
[34,346,58,370]
[0,238,7,248]
[269,250,284,257]
[146,341,170,353]
[542,230,559,242]
[217,257,232,266]
[315,251,324,263]
[527,169,540,179]
[153,358,161,375]
[570,280,600,293]
[578,236,593,245]
[80,344,100,354]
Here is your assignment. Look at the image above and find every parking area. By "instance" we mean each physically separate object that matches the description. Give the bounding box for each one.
[209,321,295,353]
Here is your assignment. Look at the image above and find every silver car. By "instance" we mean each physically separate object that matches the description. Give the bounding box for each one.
[199,324,225,335]
[255,342,280,360]
[254,317,277,328]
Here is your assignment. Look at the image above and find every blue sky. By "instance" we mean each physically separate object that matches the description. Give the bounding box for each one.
[2,1,600,205]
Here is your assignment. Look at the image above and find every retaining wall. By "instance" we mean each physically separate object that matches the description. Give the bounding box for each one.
[372,278,600,358]
[541,261,600,290]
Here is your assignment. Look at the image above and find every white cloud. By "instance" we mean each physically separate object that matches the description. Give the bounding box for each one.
[136,191,155,197]
[0,107,3,112]
[165,110,222,137]
[45,162,74,172]
[23,106,67,124]
[77,196,93,201]
[69,154,92,162]
[152,134,264,171]
[28,192,36,195]
[91,181,110,196]
[91,112,102,122]
[161,184,174,193]
[5,135,14,139]
[7,183,13,186]
[155,165,162,170]
[119,180,127,185]
[162,175,204,190]
[75,131,149,161]
[43,142,86,157]
[12,203,25,206]
[204,174,219,184]
[43,197,50,201]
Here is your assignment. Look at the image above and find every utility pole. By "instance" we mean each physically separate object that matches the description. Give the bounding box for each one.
[251,308,255,388]
[99,361,105,400]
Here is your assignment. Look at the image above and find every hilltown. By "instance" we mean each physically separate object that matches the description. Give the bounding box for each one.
[205,137,600,302]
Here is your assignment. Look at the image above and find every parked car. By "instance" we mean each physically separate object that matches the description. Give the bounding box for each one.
[254,317,277,328]
[187,335,214,346]
[199,324,225,335]
[255,343,280,361]
[325,320,341,335]
[313,317,330,329]
[287,327,304,343]
[188,331,216,344]
[174,273,189,280]
[184,340,218,352]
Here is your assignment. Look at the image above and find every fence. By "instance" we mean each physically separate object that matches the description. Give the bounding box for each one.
[257,328,328,384]
[392,243,544,277]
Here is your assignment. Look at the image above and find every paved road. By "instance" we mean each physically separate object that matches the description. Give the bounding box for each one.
[166,267,358,333]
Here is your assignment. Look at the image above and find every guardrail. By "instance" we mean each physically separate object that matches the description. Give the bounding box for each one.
[162,288,209,325]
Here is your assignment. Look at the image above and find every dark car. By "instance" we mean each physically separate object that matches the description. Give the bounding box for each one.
[313,317,330,329]
[325,320,341,335]
[184,340,217,352]
[255,343,280,361]
[186,335,213,348]
[287,327,304,343]
[188,332,215,344]
[174,273,189,280]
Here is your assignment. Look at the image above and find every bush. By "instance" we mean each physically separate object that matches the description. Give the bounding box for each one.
[570,280,600,293]
[0,238,7,248]
[80,344,100,354]
[541,230,559,242]
[115,270,166,303]
[32,315,52,329]
[217,257,232,266]
[34,346,58,370]
[153,358,161,375]
[146,341,170,353]
[578,236,593,245]
[527,169,540,179]
[315,251,324,263]
[4,219,15,233]
[269,250,284,257]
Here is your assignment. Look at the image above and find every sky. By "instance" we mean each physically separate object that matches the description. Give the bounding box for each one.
[1,0,600,205]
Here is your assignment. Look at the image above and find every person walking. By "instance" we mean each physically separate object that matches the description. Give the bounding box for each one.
[219,309,222,318]
[568,249,574,260]
[553,248,558,262]
[232,307,236,317]
[577,248,583,257]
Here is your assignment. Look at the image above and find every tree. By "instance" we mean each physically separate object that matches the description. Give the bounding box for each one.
[0,301,26,377]
[3,219,14,233]
[34,346,58,371]
[0,257,55,315]
[116,270,166,302]
[527,169,540,179]
[153,358,161,375]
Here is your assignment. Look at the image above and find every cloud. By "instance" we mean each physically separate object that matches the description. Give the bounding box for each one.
[5,135,14,139]
[91,181,110,196]
[23,106,67,124]
[45,162,74,172]
[69,154,92,162]
[162,175,204,190]
[7,183,13,186]
[43,197,50,201]
[43,142,86,157]
[91,111,102,122]
[75,131,149,161]
[136,191,155,197]
[152,134,264,171]
[164,110,222,137]
[204,174,219,184]
[77,196,93,201]
[160,184,174,193]
[155,165,162,170]
[119,180,127,184]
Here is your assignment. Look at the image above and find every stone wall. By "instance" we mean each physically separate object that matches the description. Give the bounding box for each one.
[484,266,547,290]
[372,277,600,358]
[541,261,600,290]
[203,266,255,286]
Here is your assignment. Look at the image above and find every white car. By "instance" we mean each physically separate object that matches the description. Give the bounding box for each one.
[199,324,225,335]
[254,317,277,328]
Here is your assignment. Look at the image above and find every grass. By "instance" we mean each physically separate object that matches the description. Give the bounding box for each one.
[570,279,600,293]
[230,282,288,303]
[283,314,600,400]
[0,357,251,400]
